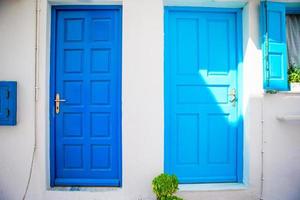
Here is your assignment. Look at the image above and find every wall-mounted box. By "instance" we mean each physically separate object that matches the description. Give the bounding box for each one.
[0,81,17,126]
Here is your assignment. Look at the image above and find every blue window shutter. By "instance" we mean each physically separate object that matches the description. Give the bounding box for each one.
[261,1,288,91]
[0,81,17,126]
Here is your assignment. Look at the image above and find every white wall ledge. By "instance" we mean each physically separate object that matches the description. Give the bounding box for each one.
[277,115,300,121]
[277,91,300,94]
[178,183,247,192]
[265,91,300,95]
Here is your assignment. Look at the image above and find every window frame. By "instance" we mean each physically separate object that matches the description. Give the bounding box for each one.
[285,4,300,91]
[261,2,300,92]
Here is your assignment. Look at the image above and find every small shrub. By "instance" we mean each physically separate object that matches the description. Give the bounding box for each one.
[288,63,300,83]
[152,174,183,200]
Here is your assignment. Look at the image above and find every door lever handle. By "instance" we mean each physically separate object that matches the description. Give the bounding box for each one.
[54,99,66,102]
[55,93,66,114]
[229,88,237,107]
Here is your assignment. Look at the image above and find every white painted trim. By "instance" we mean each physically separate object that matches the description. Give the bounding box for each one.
[45,2,52,190]
[178,183,247,191]
[241,2,250,186]
[272,0,300,3]
[44,1,124,189]
[164,0,247,8]
[48,0,122,5]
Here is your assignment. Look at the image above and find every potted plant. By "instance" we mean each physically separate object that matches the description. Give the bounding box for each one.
[152,174,183,200]
[288,63,300,92]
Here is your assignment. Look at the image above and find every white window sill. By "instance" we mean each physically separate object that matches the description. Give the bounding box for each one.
[265,91,300,95]
[178,183,247,191]
[278,91,300,94]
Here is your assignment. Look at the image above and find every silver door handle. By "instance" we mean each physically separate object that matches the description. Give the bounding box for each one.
[55,93,66,114]
[229,88,237,106]
[54,99,66,102]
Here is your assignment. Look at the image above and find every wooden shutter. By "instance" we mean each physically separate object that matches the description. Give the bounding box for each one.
[261,1,289,91]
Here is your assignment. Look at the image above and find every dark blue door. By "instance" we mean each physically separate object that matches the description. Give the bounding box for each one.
[51,6,122,186]
[165,7,243,183]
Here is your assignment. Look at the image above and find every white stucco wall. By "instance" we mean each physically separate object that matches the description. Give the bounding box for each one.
[0,0,299,200]
[0,0,36,200]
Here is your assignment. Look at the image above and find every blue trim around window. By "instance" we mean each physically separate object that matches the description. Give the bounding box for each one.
[286,3,300,14]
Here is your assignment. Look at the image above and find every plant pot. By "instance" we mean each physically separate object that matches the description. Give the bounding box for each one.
[290,82,300,92]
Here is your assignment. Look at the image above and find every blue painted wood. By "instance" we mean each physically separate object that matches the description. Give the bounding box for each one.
[50,6,57,187]
[0,81,17,126]
[50,6,122,187]
[261,1,288,91]
[165,7,243,183]
[285,3,300,14]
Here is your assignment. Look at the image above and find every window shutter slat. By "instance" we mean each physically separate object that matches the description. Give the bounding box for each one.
[261,1,289,91]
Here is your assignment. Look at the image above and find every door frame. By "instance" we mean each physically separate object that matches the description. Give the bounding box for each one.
[49,5,122,187]
[164,6,244,183]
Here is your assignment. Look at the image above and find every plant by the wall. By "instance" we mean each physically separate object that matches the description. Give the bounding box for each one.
[152,174,183,200]
[288,63,300,83]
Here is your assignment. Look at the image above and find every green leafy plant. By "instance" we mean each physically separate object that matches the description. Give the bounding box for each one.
[288,63,300,83]
[152,174,183,200]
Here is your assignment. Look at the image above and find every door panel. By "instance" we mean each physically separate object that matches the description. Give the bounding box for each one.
[165,8,242,183]
[51,7,122,186]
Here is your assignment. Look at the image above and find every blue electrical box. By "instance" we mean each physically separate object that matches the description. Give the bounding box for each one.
[0,81,17,126]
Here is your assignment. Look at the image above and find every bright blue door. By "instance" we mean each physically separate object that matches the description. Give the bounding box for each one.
[51,6,122,186]
[165,7,243,183]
